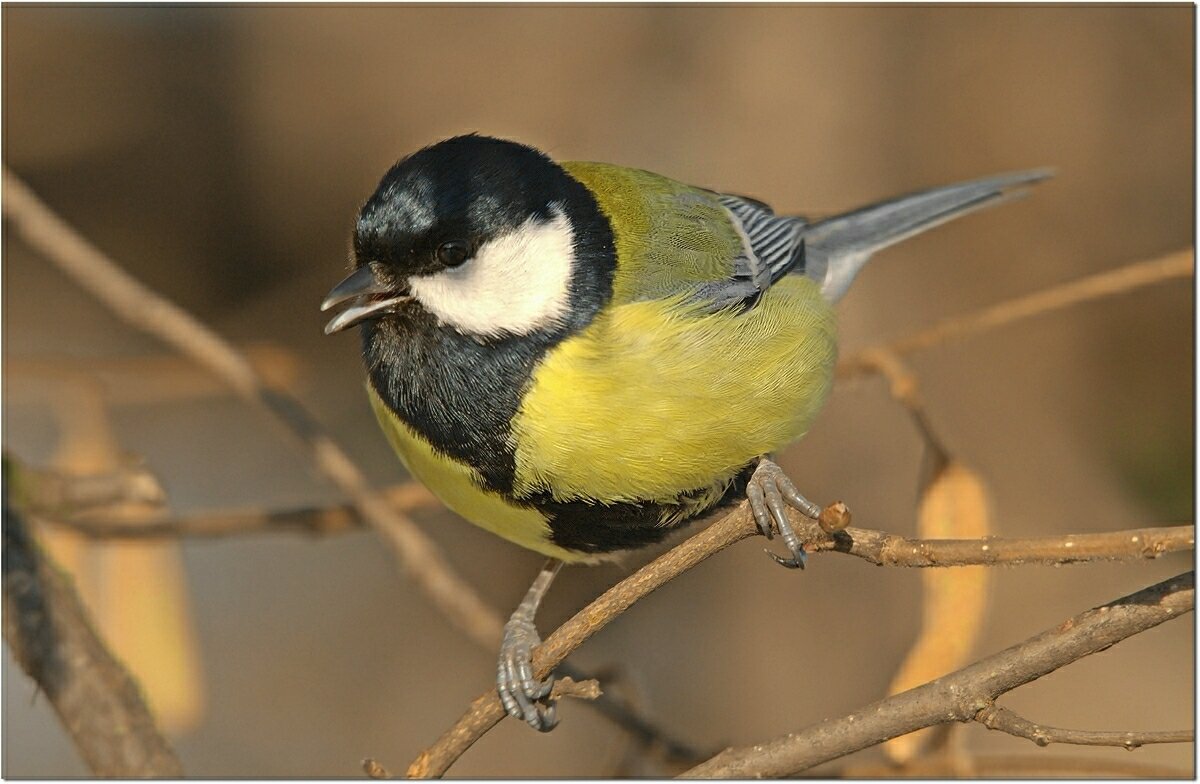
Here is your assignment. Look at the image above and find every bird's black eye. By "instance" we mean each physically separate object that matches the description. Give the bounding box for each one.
[437,240,470,268]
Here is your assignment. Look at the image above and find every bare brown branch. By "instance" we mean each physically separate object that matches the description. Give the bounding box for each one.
[837,249,1194,379]
[975,704,1193,750]
[2,486,183,777]
[811,522,1194,567]
[405,497,1193,777]
[682,571,1193,778]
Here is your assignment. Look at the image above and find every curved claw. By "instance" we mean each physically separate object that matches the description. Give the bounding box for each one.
[767,547,808,570]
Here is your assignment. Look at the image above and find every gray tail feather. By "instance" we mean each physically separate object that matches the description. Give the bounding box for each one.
[803,169,1052,302]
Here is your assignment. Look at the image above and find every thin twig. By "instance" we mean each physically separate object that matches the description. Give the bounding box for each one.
[975,704,1193,750]
[6,344,303,405]
[809,522,1194,567]
[682,571,1194,778]
[2,485,183,777]
[2,170,697,762]
[837,249,1194,379]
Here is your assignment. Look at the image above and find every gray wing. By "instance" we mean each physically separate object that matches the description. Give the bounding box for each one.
[688,194,809,313]
[689,169,1050,311]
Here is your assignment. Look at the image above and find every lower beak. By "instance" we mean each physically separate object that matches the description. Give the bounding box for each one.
[321,265,411,335]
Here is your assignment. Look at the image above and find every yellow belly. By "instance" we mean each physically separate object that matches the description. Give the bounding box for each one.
[510,275,837,505]
[366,386,594,562]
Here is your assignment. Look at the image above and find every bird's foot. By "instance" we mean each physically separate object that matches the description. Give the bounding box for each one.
[747,458,822,569]
[497,616,558,731]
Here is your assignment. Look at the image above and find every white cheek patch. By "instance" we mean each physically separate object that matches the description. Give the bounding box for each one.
[408,208,575,338]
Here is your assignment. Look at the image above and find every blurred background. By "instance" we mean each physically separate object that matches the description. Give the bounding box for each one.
[2,4,1193,778]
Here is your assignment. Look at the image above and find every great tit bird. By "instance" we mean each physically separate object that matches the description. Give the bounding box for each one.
[323,134,1046,731]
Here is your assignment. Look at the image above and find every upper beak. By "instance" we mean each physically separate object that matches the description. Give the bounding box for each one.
[321,265,411,335]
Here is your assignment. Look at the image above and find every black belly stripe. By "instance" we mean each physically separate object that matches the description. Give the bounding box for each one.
[539,462,757,554]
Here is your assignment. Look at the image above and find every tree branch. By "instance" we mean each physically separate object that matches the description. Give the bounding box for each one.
[682,571,1194,778]
[975,704,1193,750]
[6,344,304,406]
[2,484,183,777]
[404,495,1193,778]
[809,522,1193,567]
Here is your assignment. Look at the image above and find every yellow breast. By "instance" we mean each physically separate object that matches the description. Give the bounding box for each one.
[509,275,837,505]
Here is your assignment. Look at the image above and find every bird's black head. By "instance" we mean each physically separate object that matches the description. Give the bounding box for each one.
[356,135,567,278]
[323,135,615,340]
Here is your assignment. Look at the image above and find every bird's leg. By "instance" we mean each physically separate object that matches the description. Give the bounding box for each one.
[498,558,563,731]
[746,457,822,569]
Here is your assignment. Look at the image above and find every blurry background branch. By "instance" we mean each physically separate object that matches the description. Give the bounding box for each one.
[6,344,303,405]
[836,249,1193,381]
[5,453,166,522]
[2,483,183,777]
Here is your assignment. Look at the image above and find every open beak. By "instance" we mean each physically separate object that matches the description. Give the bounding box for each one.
[321,265,411,335]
